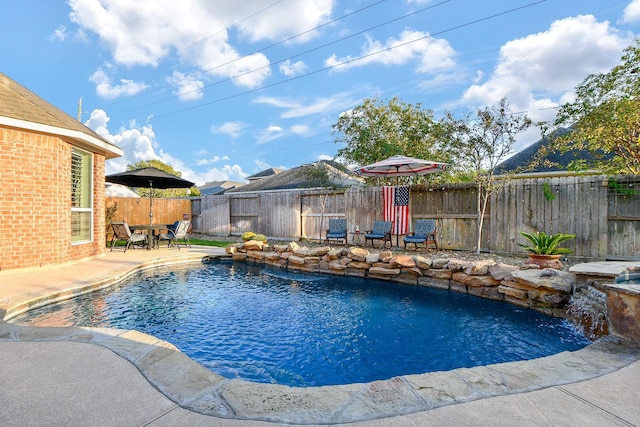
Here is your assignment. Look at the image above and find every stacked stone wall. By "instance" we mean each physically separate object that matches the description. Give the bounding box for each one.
[227,241,577,318]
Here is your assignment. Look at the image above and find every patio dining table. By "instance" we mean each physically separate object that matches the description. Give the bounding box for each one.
[129,224,168,250]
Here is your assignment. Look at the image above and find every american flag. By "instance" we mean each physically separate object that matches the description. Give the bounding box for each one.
[383,186,410,234]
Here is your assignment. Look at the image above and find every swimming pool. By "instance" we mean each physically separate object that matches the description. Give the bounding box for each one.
[10,261,589,387]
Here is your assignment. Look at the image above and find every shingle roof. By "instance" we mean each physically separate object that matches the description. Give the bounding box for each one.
[227,161,363,193]
[198,180,246,195]
[245,167,285,181]
[0,72,122,159]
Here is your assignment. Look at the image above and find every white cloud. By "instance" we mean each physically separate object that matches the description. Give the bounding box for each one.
[50,25,67,41]
[280,59,308,76]
[317,154,334,161]
[324,30,456,73]
[462,14,629,123]
[211,121,247,138]
[291,124,312,136]
[88,109,247,184]
[253,92,358,119]
[68,0,333,89]
[622,0,640,23]
[255,125,284,144]
[89,66,147,99]
[168,71,204,101]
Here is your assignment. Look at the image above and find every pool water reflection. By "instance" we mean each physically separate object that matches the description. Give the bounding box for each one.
[10,262,590,387]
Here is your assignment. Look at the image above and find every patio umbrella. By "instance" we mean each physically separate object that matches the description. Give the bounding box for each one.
[351,155,448,178]
[105,167,195,225]
[350,155,448,247]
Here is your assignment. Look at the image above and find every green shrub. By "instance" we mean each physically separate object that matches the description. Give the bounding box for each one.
[518,231,576,255]
[241,231,257,241]
[255,234,267,242]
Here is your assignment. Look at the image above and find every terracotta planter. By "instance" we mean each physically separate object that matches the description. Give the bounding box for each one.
[525,254,563,270]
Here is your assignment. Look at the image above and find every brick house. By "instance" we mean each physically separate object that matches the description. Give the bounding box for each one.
[0,73,122,271]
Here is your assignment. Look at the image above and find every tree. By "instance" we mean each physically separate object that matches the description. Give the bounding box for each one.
[332,96,453,184]
[545,38,640,174]
[442,98,532,254]
[127,159,200,197]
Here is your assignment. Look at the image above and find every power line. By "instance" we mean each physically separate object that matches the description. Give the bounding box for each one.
[115,0,389,108]
[152,0,547,119]
[135,0,450,112]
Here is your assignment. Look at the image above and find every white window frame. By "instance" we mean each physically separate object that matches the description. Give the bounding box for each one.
[71,147,94,244]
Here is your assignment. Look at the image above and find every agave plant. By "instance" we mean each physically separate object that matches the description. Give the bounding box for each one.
[517,231,576,255]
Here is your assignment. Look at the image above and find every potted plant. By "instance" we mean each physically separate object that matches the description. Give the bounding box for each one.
[518,231,576,269]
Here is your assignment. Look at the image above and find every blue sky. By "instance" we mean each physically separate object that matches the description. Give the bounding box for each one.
[2,0,639,186]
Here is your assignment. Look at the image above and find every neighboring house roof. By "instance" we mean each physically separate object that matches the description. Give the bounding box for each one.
[246,167,285,181]
[198,180,246,195]
[105,183,141,198]
[495,128,601,175]
[0,73,122,159]
[227,161,363,193]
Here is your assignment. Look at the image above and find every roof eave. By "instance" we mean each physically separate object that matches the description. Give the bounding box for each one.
[0,116,123,160]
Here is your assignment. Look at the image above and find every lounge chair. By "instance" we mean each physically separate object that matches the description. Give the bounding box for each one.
[157,220,191,249]
[110,222,147,252]
[364,221,392,249]
[403,219,438,252]
[325,218,347,244]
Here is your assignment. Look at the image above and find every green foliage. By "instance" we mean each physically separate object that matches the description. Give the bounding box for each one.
[543,182,556,201]
[255,234,267,242]
[241,231,257,241]
[332,96,453,185]
[546,38,640,174]
[517,231,576,255]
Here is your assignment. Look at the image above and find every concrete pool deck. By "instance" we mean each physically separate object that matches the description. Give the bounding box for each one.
[1,247,639,426]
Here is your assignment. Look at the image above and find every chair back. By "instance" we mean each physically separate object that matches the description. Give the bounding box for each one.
[372,221,392,235]
[413,219,436,237]
[111,222,132,239]
[328,218,347,233]
[172,220,191,238]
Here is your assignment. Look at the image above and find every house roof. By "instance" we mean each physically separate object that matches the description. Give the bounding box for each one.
[495,128,600,175]
[198,180,246,195]
[245,167,285,181]
[227,161,363,193]
[0,73,122,159]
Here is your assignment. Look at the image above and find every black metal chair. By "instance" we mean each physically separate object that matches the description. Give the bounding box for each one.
[110,222,147,252]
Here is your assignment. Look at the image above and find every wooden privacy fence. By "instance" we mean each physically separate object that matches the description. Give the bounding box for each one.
[108,174,639,261]
[105,197,191,242]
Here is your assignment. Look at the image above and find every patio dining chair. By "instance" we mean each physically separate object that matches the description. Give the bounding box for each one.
[403,219,438,252]
[157,220,191,250]
[325,218,347,244]
[364,221,392,249]
[110,221,147,252]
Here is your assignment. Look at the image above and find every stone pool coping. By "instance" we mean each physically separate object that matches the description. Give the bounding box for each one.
[2,248,640,424]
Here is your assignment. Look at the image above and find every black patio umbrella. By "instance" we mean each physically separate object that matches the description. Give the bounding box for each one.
[105,167,195,225]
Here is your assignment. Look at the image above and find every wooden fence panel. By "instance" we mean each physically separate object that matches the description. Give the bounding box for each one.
[301,192,345,241]
[196,195,230,235]
[607,176,640,259]
[183,174,639,260]
[259,191,301,240]
[105,197,191,241]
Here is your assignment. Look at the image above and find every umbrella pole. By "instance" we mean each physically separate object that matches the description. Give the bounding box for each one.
[149,180,153,226]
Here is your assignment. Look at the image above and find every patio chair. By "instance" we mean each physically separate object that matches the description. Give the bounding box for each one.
[403,219,438,252]
[167,220,192,248]
[325,218,347,244]
[110,222,147,252]
[157,220,191,249]
[364,221,392,249]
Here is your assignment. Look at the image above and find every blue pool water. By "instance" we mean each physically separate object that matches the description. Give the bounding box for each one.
[10,262,590,387]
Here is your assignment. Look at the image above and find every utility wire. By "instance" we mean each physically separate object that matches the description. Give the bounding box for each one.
[152,0,547,119]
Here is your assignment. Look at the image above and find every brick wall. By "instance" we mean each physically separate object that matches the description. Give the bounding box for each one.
[0,127,106,271]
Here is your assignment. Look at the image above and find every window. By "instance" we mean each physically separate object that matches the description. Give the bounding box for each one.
[71,147,93,243]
